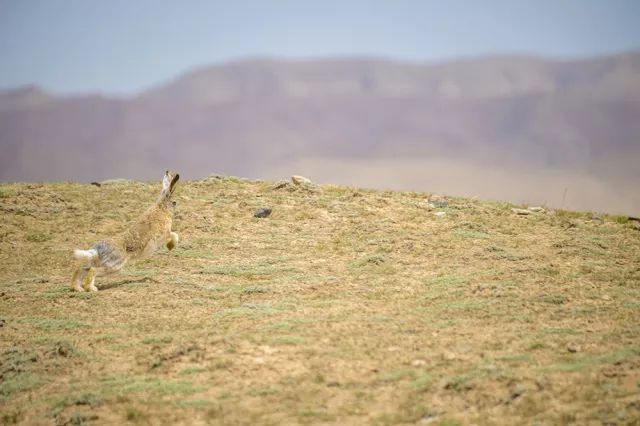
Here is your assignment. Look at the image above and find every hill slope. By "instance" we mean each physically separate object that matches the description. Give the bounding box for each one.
[1,52,640,214]
[0,178,639,424]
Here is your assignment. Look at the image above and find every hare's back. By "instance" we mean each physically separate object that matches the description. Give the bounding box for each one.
[123,208,172,254]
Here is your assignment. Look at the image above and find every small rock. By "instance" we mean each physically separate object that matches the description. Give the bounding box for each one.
[442,351,457,361]
[509,383,526,400]
[411,359,427,367]
[427,194,448,208]
[272,180,289,190]
[386,346,401,352]
[259,345,278,355]
[601,295,612,301]
[291,175,312,185]
[254,208,272,218]
[512,208,532,215]
[567,344,580,353]
[0,318,5,327]
[535,377,550,390]
[528,206,545,212]
[418,414,437,424]
[52,341,74,358]
[434,211,446,217]
[253,357,266,365]
[482,363,498,373]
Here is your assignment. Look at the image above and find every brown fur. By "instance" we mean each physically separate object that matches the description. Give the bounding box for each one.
[123,203,174,256]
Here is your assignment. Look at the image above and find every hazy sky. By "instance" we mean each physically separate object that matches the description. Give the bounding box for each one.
[1,0,639,95]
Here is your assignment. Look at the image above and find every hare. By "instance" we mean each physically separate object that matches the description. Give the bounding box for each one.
[71,171,180,292]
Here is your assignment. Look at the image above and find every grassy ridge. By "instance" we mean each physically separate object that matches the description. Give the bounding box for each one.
[0,177,639,425]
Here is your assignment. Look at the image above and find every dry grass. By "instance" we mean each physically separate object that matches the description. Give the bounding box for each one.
[0,177,639,425]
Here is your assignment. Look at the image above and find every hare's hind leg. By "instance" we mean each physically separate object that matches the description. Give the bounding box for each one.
[71,268,87,292]
[82,267,98,292]
[167,232,179,251]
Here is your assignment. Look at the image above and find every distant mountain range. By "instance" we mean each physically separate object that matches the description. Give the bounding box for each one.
[1,52,639,213]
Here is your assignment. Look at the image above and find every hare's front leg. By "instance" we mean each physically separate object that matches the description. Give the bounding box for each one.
[167,232,179,251]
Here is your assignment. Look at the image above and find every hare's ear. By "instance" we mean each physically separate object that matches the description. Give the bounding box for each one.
[162,171,171,193]
[170,173,179,194]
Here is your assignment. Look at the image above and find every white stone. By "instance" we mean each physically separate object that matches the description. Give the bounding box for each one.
[512,208,532,215]
[291,175,312,185]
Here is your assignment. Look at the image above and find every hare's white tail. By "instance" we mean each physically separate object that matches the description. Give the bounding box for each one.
[74,248,98,261]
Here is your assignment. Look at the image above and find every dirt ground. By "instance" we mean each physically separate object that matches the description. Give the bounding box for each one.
[0,177,639,425]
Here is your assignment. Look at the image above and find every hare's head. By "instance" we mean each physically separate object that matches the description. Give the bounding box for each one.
[158,170,179,205]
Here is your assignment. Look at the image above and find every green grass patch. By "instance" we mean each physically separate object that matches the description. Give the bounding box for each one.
[97,375,204,397]
[611,215,629,224]
[436,299,491,314]
[421,275,469,301]
[270,335,305,346]
[539,294,568,304]
[26,232,51,243]
[0,373,45,398]
[378,368,416,383]
[240,284,269,294]
[528,342,547,351]
[537,361,588,373]
[542,327,580,335]
[172,248,217,260]
[124,406,146,422]
[247,386,280,397]
[455,229,490,239]
[538,346,640,374]
[0,187,17,198]
[175,398,217,409]
[141,336,173,345]
[497,353,533,364]
[426,275,468,286]
[410,373,434,391]
[50,392,104,417]
[269,320,300,332]
[40,286,76,300]
[376,393,434,424]
[200,264,280,278]
[28,318,87,331]
[179,367,208,375]
[555,210,591,220]
[352,254,386,267]
[214,303,282,318]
